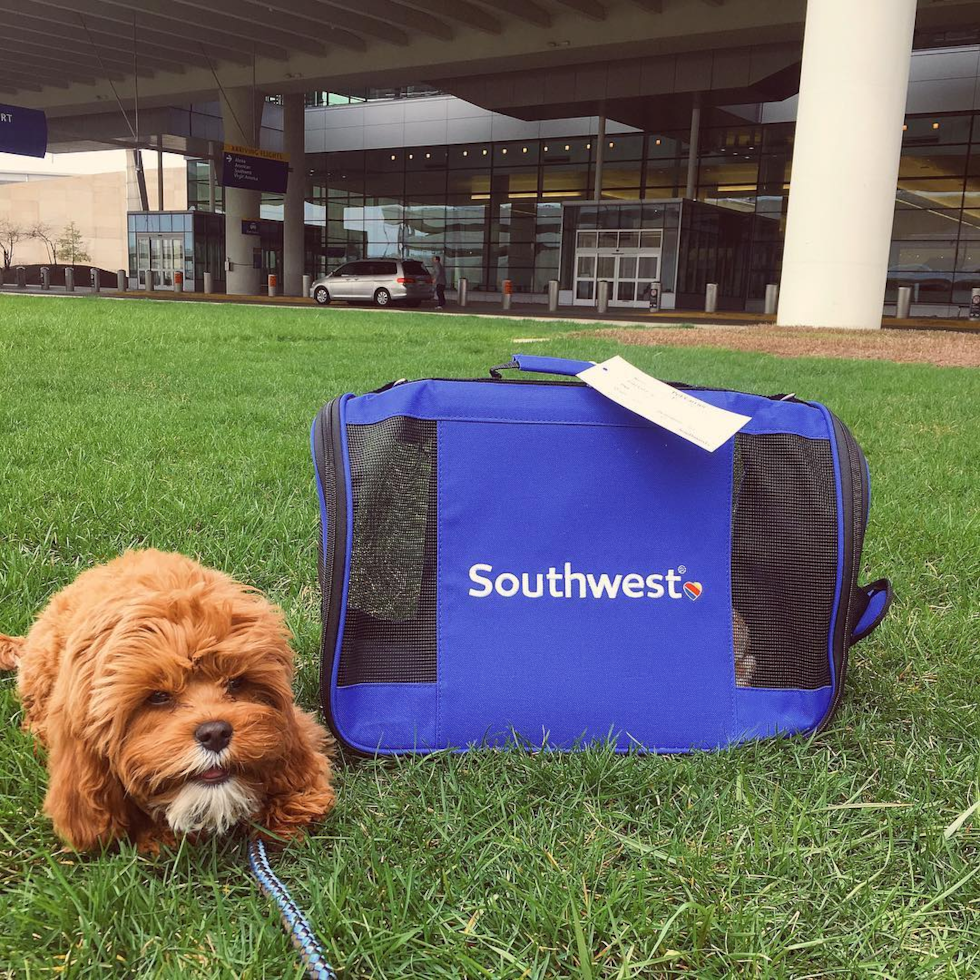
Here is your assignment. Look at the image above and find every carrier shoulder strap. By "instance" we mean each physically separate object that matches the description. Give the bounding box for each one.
[850,579,893,644]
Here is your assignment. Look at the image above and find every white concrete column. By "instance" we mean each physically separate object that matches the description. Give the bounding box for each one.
[777,0,916,330]
[282,93,306,297]
[220,87,264,295]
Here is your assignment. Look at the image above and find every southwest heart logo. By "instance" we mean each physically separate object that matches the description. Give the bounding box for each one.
[683,581,703,601]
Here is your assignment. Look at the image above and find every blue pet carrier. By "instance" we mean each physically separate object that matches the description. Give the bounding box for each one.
[311,354,892,755]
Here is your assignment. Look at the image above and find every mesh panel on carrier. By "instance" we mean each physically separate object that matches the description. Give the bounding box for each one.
[732,433,838,690]
[337,417,438,686]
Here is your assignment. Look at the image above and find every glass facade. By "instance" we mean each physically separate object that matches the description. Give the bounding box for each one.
[183,106,980,309]
[127,211,322,290]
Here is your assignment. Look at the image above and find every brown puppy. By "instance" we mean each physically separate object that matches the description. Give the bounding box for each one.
[0,549,334,852]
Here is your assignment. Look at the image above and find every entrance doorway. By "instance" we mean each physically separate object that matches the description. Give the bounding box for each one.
[136,233,185,288]
[573,229,662,308]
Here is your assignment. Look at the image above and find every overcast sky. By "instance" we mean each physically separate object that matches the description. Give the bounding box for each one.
[0,149,187,175]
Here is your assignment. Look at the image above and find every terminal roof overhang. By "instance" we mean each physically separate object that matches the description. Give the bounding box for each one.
[2,0,980,154]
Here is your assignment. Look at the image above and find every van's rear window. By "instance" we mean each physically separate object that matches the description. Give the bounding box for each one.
[403,261,429,275]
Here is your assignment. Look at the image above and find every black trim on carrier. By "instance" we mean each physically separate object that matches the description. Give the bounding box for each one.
[818,412,870,733]
[313,396,351,749]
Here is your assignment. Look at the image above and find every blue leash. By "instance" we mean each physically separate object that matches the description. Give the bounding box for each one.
[248,838,336,979]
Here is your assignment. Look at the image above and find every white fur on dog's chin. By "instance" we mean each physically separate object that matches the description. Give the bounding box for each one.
[165,776,257,835]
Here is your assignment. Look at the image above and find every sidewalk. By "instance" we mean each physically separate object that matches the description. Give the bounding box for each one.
[3,283,979,333]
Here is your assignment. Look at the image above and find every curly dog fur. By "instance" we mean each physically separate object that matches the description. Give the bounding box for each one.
[1,550,334,852]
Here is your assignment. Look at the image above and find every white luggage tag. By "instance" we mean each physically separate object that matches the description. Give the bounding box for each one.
[577,355,751,452]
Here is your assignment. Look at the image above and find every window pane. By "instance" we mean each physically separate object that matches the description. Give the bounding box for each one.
[617,280,636,301]
[900,144,968,179]
[897,178,964,208]
[576,280,595,299]
[597,255,615,278]
[577,255,596,277]
[638,256,659,279]
[902,114,973,146]
[577,231,597,248]
[542,165,588,197]
[640,230,662,249]
[619,231,639,249]
[619,256,637,278]
[600,164,642,190]
[892,206,963,239]
[598,231,618,249]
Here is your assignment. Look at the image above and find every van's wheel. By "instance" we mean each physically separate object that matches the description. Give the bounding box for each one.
[314,286,330,305]
[374,288,391,307]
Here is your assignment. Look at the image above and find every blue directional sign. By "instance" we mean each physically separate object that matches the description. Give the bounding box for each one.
[221,143,289,194]
[0,103,48,158]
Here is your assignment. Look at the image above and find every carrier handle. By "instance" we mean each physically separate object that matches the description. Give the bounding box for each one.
[850,578,893,644]
[490,354,594,379]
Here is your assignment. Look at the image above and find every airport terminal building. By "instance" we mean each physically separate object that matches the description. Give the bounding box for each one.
[6,0,980,327]
[147,37,980,316]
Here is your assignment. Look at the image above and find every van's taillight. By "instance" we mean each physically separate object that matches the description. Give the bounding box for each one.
[396,276,416,284]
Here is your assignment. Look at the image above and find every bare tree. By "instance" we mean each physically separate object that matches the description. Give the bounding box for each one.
[0,217,28,269]
[30,221,59,265]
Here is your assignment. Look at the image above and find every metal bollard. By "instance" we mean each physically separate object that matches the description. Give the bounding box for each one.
[268,273,277,298]
[16,265,26,288]
[502,278,513,311]
[90,268,100,293]
[302,274,312,297]
[65,267,75,292]
[117,269,127,291]
[146,271,154,292]
[174,270,183,292]
[705,282,718,314]
[648,279,661,313]
[41,267,50,290]
[971,288,980,321]
[547,279,559,312]
[597,279,610,314]
[764,283,779,316]
[896,286,912,319]
[204,272,214,294]
[458,277,468,308]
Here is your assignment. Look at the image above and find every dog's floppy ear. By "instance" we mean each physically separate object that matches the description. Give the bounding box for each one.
[42,714,134,851]
[256,706,335,841]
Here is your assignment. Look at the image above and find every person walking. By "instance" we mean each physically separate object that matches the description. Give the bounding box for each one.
[432,255,447,309]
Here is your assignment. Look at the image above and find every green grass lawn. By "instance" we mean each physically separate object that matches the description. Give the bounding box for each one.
[1,295,978,979]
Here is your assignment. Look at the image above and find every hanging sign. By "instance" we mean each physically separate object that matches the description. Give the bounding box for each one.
[221,143,289,193]
[0,103,48,158]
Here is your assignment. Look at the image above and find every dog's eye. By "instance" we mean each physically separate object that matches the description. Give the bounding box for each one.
[146,691,172,706]
[227,677,246,693]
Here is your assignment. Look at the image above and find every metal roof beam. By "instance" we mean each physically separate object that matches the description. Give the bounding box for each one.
[395,0,502,34]
[0,0,256,65]
[259,0,443,43]
[0,29,164,75]
[550,0,607,21]
[222,0,407,47]
[92,0,328,56]
[472,0,552,28]
[0,73,47,92]
[4,0,288,61]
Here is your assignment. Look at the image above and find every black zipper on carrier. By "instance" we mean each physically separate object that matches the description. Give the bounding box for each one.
[314,397,350,746]
[818,413,869,732]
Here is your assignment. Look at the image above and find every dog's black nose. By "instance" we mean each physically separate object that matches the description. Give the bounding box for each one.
[195,720,233,752]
